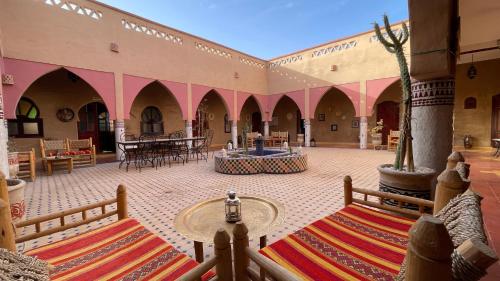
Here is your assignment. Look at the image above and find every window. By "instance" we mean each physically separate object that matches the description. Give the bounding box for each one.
[141,106,163,135]
[8,98,44,138]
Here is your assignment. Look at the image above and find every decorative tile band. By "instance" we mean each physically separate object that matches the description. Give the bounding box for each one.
[195,42,232,59]
[239,57,265,69]
[311,41,358,58]
[121,19,183,45]
[44,0,103,20]
[215,153,307,175]
[411,79,455,107]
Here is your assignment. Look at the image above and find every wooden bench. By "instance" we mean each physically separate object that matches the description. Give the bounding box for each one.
[387,130,400,151]
[40,138,96,171]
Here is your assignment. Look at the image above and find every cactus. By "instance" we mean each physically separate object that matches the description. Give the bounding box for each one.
[374,15,414,172]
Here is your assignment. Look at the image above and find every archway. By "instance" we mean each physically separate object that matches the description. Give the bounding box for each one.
[7,68,111,153]
[194,90,230,146]
[369,80,402,145]
[238,96,263,134]
[78,102,115,152]
[126,81,184,137]
[270,95,301,143]
[311,87,358,146]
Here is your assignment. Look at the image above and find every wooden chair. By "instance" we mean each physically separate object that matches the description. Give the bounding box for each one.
[387,130,400,151]
[66,137,96,166]
[246,132,259,148]
[271,131,288,147]
[16,148,36,182]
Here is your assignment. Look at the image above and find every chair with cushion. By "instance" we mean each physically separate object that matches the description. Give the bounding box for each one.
[66,137,96,167]
[387,130,400,151]
[39,139,68,171]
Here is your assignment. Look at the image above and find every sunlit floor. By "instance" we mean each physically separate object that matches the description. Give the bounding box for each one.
[15,148,500,279]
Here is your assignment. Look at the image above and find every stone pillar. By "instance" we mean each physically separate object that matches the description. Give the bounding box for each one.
[304,119,311,147]
[231,120,238,149]
[359,116,368,149]
[264,121,269,137]
[114,120,125,161]
[185,120,193,148]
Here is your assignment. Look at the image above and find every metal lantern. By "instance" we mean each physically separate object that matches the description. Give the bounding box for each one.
[225,191,241,223]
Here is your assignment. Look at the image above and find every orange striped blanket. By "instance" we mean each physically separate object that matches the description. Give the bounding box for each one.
[260,204,415,280]
[25,218,214,281]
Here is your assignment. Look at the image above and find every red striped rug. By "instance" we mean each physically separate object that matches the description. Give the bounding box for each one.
[260,204,415,280]
[25,218,214,281]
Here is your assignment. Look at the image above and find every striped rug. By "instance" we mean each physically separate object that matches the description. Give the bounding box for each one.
[25,218,214,281]
[260,204,415,281]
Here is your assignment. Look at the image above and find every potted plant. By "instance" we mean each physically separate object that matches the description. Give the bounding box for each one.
[374,15,435,208]
[370,119,384,146]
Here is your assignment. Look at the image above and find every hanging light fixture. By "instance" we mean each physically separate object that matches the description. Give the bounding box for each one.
[467,54,477,79]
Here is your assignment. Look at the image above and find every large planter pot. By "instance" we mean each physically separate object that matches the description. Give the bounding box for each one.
[8,152,19,178]
[371,133,382,146]
[7,178,27,223]
[377,164,435,210]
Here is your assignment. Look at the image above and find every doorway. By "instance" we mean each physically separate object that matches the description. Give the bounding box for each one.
[492,94,500,146]
[78,102,115,153]
[251,112,262,133]
[377,101,400,145]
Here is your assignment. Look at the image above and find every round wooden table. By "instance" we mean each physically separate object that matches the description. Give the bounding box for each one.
[174,195,285,262]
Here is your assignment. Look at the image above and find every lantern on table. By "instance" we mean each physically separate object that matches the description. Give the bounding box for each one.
[225,191,241,223]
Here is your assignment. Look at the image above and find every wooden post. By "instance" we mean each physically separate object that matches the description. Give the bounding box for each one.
[433,169,467,214]
[344,175,353,207]
[0,199,16,251]
[456,238,498,271]
[0,172,9,205]
[405,215,453,281]
[446,151,464,170]
[233,222,250,281]
[116,184,128,220]
[214,228,233,281]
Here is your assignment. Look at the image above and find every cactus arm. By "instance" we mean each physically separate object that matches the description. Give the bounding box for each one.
[401,23,410,45]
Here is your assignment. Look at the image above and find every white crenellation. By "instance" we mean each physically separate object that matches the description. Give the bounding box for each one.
[269,54,303,68]
[311,40,358,58]
[121,19,183,45]
[239,57,265,69]
[194,42,232,59]
[44,0,103,20]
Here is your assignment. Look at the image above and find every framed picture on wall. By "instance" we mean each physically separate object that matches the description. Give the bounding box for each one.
[318,113,326,121]
[224,114,231,133]
[352,119,360,128]
[331,124,338,131]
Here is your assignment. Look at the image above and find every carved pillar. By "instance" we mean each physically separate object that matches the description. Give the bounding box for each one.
[359,116,368,149]
[304,119,311,147]
[264,121,269,137]
[185,120,193,148]
[114,120,125,161]
[231,120,238,149]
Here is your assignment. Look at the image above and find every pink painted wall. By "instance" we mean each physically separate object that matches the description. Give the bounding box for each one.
[3,58,116,119]
[268,90,306,120]
[123,74,188,120]
[366,77,400,116]
[192,84,234,120]
[309,82,361,118]
[236,91,267,121]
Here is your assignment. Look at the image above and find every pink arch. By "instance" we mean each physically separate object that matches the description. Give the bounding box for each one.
[123,74,188,120]
[236,92,267,121]
[366,77,400,116]
[268,90,306,121]
[192,84,234,120]
[309,82,361,118]
[2,58,116,119]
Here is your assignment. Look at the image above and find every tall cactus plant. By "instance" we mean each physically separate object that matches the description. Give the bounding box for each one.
[374,15,414,172]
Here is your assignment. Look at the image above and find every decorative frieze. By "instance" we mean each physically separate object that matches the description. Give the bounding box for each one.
[239,57,265,69]
[411,79,455,107]
[311,41,358,58]
[194,42,232,59]
[44,0,103,20]
[121,19,183,45]
[269,54,303,68]
[1,74,14,85]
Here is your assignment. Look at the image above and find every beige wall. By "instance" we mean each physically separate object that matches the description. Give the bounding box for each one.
[204,92,231,146]
[454,59,500,148]
[125,82,184,136]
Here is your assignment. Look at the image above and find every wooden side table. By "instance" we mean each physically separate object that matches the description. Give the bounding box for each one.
[174,195,285,263]
[45,157,73,176]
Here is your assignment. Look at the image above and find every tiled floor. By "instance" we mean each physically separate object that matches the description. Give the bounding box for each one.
[16,148,500,279]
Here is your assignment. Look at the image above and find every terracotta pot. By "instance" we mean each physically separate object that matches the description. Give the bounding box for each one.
[377,164,435,210]
[371,133,382,145]
[7,178,27,223]
[8,152,19,178]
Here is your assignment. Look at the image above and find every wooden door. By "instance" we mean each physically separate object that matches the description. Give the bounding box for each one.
[377,101,400,145]
[252,112,262,133]
[492,94,500,146]
[78,102,114,152]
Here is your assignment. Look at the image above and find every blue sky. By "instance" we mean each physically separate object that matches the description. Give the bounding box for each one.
[99,0,408,59]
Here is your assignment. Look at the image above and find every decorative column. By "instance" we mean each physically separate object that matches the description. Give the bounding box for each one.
[114,120,125,161]
[0,66,9,177]
[231,120,238,149]
[264,121,269,137]
[409,0,459,180]
[359,116,368,149]
[185,120,193,149]
[304,119,311,147]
